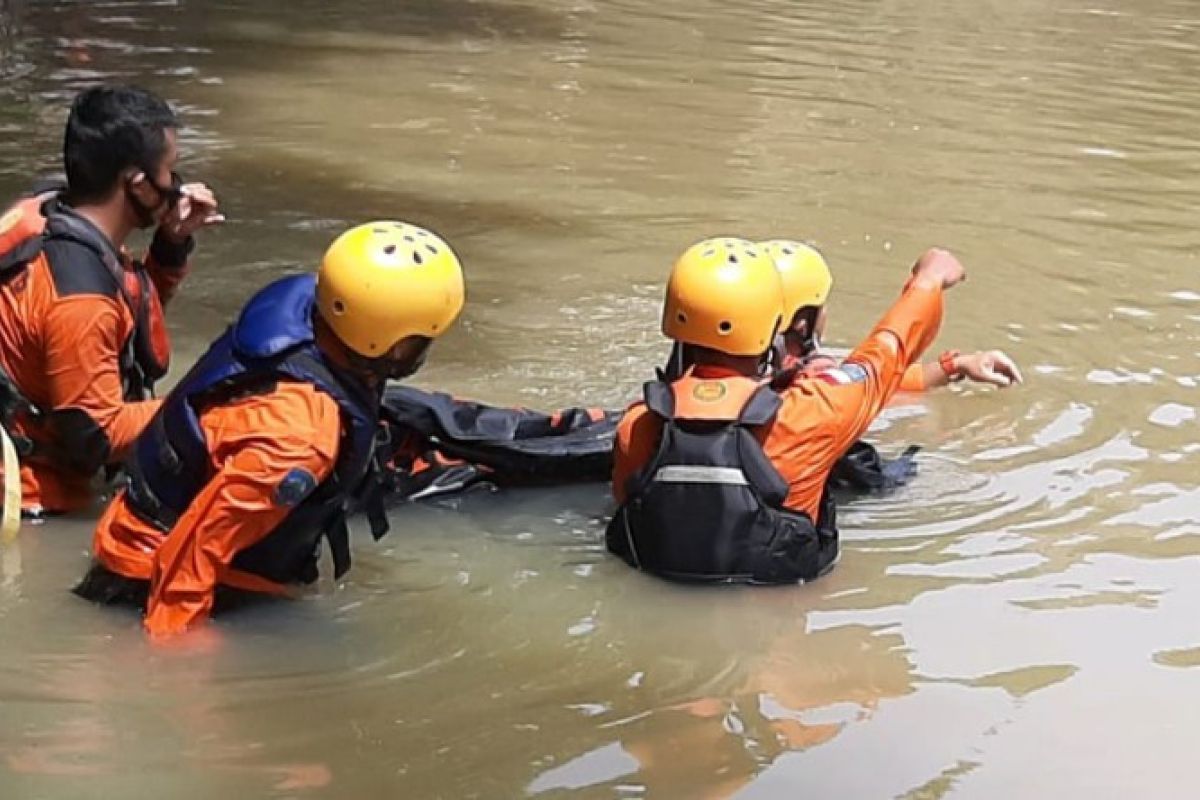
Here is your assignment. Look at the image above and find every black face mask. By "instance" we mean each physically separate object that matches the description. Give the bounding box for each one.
[349,337,433,383]
[384,345,429,381]
[126,170,182,228]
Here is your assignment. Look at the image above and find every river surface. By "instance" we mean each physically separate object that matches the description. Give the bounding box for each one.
[2,0,1200,797]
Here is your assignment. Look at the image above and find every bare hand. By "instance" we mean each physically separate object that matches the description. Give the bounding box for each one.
[912,248,966,290]
[957,350,1023,387]
[160,182,224,243]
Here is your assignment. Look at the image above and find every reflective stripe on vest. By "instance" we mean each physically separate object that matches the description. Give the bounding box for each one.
[605,374,838,584]
[653,465,749,486]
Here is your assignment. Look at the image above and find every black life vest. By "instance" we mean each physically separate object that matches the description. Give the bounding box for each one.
[0,192,172,466]
[124,274,387,585]
[0,192,171,400]
[607,373,839,585]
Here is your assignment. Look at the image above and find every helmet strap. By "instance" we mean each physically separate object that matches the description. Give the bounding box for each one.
[786,307,821,357]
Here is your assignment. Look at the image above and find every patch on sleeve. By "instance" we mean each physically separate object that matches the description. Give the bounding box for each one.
[815,363,870,386]
[273,468,319,507]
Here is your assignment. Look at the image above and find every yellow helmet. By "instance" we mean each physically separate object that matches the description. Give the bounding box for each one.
[759,239,832,322]
[661,237,784,356]
[316,221,465,358]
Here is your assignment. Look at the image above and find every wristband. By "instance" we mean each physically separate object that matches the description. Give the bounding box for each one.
[149,229,195,269]
[938,349,964,381]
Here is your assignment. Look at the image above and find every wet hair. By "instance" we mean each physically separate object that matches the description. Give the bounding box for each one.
[62,85,178,203]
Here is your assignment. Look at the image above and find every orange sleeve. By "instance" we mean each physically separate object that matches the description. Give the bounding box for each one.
[899,362,927,392]
[834,281,945,447]
[144,383,341,638]
[612,402,659,504]
[42,294,162,461]
[766,283,944,518]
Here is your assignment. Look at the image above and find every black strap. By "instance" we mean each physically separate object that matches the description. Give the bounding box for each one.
[0,236,43,278]
[326,514,352,580]
[662,342,687,382]
[358,465,391,541]
[124,459,178,532]
[643,379,674,420]
[737,384,782,427]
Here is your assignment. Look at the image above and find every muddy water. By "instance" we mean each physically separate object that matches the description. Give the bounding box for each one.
[2,0,1200,797]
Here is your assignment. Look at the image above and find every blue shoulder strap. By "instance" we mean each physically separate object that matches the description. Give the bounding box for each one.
[233,274,318,359]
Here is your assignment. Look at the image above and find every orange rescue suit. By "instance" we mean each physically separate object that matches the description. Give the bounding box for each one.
[0,195,189,512]
[614,282,944,521]
[93,381,341,637]
[781,352,929,392]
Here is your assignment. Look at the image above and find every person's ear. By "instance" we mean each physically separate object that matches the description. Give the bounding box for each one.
[125,169,149,198]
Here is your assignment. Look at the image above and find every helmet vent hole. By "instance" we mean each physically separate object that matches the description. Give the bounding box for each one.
[676,311,687,324]
[426,244,438,255]
[383,244,397,255]
[728,254,738,264]
[414,252,424,265]
[783,247,794,255]
[404,235,415,243]
[374,227,387,234]
[718,320,733,333]
[332,300,347,315]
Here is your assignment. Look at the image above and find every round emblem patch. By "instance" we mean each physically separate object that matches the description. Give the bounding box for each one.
[273,468,318,507]
[692,381,727,403]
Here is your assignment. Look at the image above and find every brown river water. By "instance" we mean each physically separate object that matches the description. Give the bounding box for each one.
[2,0,1200,797]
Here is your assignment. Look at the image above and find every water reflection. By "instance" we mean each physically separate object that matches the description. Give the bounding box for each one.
[2,0,1200,796]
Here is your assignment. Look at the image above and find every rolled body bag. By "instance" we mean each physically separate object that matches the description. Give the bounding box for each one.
[607,374,838,584]
[380,385,618,488]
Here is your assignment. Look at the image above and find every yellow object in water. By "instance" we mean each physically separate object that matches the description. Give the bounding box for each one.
[0,425,21,543]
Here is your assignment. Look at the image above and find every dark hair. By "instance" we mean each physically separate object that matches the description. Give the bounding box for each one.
[790,305,821,352]
[62,85,178,203]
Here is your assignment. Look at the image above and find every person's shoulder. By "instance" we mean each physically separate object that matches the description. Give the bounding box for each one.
[615,399,656,445]
[773,364,871,424]
[801,361,871,387]
[245,381,343,461]
[619,398,648,422]
[273,380,343,421]
[42,236,120,299]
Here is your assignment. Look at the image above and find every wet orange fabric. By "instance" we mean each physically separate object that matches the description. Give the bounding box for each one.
[0,196,47,252]
[0,209,188,512]
[898,362,926,392]
[784,352,927,391]
[614,283,944,519]
[671,372,763,421]
[92,380,342,638]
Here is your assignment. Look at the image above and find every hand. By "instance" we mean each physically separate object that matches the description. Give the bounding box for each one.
[799,354,839,376]
[911,248,966,290]
[956,350,1023,387]
[160,182,224,243]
